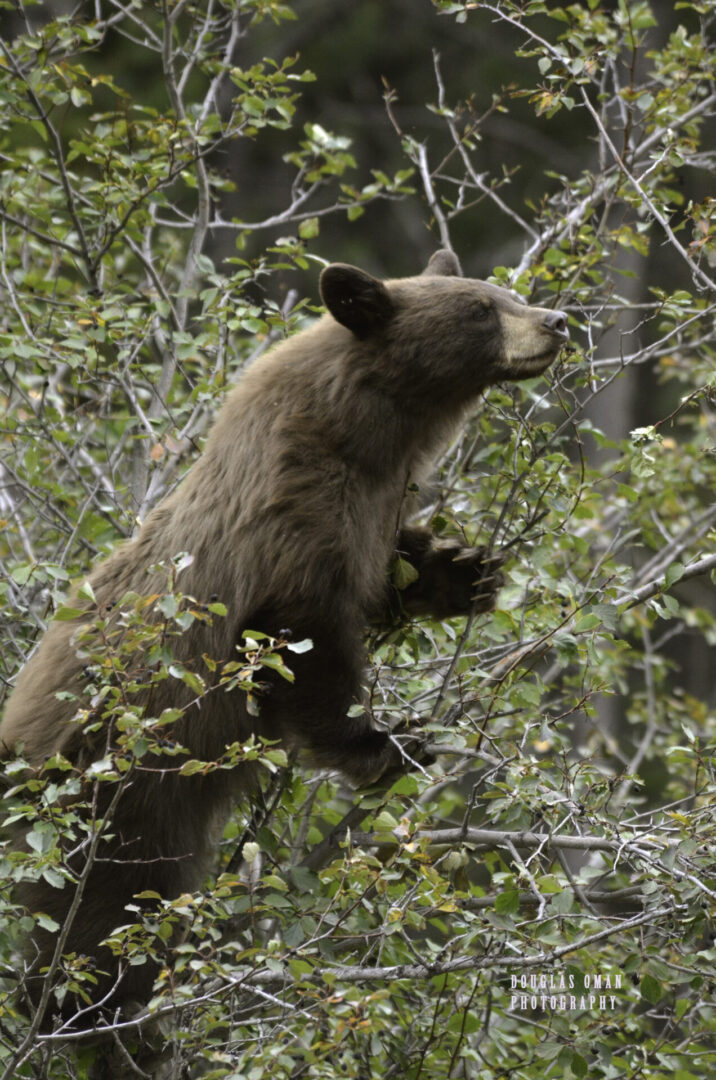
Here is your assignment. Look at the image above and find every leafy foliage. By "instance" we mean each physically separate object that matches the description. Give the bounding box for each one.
[2,0,716,1077]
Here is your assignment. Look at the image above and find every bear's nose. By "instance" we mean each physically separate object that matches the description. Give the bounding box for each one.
[543,310,569,339]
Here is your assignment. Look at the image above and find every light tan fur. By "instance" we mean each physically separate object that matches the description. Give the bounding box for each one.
[1,250,568,1020]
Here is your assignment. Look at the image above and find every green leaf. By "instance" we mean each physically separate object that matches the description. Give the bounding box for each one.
[675,997,690,1021]
[53,606,85,621]
[10,564,34,586]
[665,562,685,588]
[373,811,399,831]
[588,604,619,631]
[40,868,66,890]
[179,760,206,777]
[288,958,314,979]
[570,1052,588,1078]
[158,594,178,618]
[394,557,419,589]
[289,866,319,892]
[78,579,96,603]
[263,748,288,767]
[36,913,61,933]
[169,665,205,694]
[640,973,662,1004]
[495,889,520,914]
[389,772,419,796]
[298,216,320,239]
[259,653,293,680]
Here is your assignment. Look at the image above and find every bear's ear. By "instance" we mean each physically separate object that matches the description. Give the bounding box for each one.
[422,250,463,277]
[320,264,394,338]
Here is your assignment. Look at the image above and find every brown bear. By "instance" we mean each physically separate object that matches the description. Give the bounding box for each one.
[1,249,568,1022]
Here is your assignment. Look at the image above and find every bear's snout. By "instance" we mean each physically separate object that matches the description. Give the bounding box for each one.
[542,310,569,339]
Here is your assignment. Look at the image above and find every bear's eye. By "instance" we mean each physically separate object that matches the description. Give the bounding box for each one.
[471,304,491,322]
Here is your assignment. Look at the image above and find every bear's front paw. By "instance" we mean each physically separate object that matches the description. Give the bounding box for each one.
[396,539,507,620]
[452,545,506,614]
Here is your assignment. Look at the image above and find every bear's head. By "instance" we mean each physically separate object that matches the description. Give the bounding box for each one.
[319,250,569,401]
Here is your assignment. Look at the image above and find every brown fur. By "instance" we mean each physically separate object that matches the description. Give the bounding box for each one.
[1,250,568,1020]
